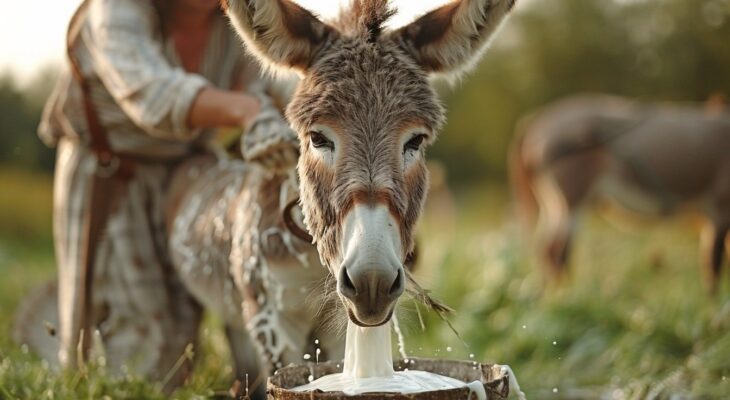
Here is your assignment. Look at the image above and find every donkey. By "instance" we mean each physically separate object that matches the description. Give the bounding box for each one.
[509,94,730,292]
[166,0,517,393]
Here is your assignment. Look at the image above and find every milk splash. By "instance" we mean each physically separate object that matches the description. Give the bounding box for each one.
[293,321,488,398]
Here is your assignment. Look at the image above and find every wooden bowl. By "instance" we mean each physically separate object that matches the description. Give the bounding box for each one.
[265,358,510,399]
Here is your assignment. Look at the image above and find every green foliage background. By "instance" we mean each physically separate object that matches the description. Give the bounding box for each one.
[1,0,730,398]
[2,0,730,182]
[433,0,730,182]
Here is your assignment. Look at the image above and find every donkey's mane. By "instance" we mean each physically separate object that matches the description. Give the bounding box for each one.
[333,0,396,42]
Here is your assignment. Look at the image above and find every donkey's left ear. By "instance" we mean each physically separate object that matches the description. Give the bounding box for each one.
[390,0,516,75]
[223,0,335,74]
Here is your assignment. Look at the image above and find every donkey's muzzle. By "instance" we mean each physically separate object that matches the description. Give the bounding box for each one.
[338,203,405,326]
[338,263,405,326]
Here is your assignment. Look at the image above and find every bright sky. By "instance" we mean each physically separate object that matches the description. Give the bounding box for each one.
[0,0,450,83]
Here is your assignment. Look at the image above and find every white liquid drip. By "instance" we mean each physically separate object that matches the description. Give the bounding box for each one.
[392,314,408,360]
[293,321,487,399]
[497,364,526,400]
[343,320,394,378]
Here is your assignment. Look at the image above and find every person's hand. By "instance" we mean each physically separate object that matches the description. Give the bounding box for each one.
[240,95,262,130]
[187,88,262,131]
[242,108,299,173]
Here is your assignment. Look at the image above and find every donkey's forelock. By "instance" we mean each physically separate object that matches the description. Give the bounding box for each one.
[225,0,517,325]
[332,0,396,43]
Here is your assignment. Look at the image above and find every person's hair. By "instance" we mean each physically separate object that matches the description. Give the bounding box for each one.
[152,0,171,35]
[151,0,224,35]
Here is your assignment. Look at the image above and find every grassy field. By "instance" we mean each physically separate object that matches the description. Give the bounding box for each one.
[1,169,729,399]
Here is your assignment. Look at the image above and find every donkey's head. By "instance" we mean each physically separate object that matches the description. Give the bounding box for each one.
[226,0,515,326]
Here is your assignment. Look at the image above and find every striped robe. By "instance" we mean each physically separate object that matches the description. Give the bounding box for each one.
[34,0,288,385]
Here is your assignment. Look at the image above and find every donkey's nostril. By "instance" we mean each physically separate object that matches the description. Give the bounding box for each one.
[338,267,357,299]
[389,268,405,297]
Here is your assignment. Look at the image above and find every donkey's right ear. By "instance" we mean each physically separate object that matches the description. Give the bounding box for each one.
[223,0,335,74]
[390,0,516,76]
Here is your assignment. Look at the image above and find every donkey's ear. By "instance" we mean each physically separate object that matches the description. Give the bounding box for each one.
[223,0,334,73]
[391,0,516,75]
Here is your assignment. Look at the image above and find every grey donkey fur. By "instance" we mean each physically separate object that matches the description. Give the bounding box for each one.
[226,0,516,269]
[166,0,516,395]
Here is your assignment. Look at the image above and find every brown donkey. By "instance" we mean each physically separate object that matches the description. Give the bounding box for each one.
[166,0,517,393]
[225,0,514,329]
[510,94,730,292]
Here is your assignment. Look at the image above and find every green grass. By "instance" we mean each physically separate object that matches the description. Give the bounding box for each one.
[405,188,730,399]
[1,170,729,399]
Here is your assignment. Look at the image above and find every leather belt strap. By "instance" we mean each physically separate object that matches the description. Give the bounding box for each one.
[63,0,135,365]
[282,198,313,243]
[67,0,134,178]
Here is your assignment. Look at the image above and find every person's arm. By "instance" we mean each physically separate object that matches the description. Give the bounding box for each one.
[186,87,261,131]
[81,0,256,140]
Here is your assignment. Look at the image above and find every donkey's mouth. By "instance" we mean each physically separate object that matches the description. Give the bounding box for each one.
[346,306,394,327]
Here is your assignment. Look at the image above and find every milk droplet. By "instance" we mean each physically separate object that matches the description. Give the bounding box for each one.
[469,353,475,359]
[522,325,527,329]
[314,339,319,345]
[308,375,314,382]
[446,346,452,352]
[553,388,558,393]
[552,341,557,345]
[303,354,311,360]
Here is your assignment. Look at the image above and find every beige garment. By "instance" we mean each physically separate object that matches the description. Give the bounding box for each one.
[39,0,263,154]
[53,139,202,385]
[31,0,288,384]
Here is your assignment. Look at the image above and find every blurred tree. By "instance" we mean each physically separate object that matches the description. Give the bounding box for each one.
[433,0,730,184]
[0,0,728,179]
[0,68,56,172]
[0,74,39,170]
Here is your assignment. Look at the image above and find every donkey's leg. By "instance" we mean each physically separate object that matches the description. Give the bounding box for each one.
[535,153,601,280]
[535,174,575,279]
[243,301,315,372]
[225,324,266,399]
[700,221,728,294]
[702,160,730,294]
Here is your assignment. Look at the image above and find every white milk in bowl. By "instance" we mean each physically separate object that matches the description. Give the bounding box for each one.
[292,321,492,399]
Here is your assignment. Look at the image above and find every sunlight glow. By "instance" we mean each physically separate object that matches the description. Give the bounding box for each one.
[0,0,449,83]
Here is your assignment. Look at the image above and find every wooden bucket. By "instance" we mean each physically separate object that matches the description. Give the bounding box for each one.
[264,358,511,399]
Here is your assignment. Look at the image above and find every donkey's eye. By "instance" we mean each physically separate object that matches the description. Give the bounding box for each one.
[404,134,427,152]
[309,131,334,150]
